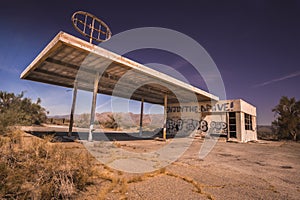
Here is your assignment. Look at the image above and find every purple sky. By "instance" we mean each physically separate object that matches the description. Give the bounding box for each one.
[0,0,299,125]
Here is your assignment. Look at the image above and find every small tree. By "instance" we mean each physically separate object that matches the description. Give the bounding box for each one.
[272,96,300,141]
[104,114,119,130]
[0,91,47,133]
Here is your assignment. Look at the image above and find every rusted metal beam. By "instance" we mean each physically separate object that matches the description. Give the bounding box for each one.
[88,72,100,142]
[34,68,76,81]
[30,70,93,88]
[28,70,180,105]
[45,57,171,97]
[139,98,144,136]
[68,81,78,136]
[163,94,168,140]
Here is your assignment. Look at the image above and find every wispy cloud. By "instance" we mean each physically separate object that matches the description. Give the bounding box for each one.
[0,65,21,75]
[253,70,300,88]
[96,99,112,112]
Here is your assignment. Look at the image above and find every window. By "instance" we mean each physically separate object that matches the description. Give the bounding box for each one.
[244,113,252,130]
[228,112,237,138]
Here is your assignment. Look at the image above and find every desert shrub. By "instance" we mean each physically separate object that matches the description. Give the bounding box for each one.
[272,96,300,141]
[103,114,119,130]
[0,130,95,199]
[75,113,91,128]
[0,91,47,134]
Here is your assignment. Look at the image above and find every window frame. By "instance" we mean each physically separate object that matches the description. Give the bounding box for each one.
[228,112,237,138]
[244,113,252,130]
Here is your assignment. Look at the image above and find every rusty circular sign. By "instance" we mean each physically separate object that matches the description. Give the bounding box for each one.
[71,11,112,43]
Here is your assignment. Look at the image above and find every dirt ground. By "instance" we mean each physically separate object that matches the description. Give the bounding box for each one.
[21,126,300,200]
[56,136,299,200]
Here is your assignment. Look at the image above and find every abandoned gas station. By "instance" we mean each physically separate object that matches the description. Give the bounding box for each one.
[20,31,257,143]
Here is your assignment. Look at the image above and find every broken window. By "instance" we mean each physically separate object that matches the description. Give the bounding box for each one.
[244,113,252,130]
[228,112,237,138]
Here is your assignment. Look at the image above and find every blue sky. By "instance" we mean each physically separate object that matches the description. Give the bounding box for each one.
[0,0,299,125]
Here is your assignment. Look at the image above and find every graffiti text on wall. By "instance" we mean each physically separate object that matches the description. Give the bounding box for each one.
[166,118,228,135]
[167,102,234,113]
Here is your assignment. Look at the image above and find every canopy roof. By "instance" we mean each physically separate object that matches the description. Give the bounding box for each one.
[21,32,218,105]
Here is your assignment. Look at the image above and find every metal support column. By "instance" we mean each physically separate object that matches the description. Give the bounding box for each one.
[139,98,144,136]
[226,112,230,141]
[88,73,100,142]
[68,81,78,137]
[163,94,168,140]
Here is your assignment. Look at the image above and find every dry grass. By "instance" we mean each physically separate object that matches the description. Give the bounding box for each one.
[0,129,96,199]
[95,169,128,200]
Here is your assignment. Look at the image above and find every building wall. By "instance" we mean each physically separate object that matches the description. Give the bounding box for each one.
[166,99,257,142]
[239,113,257,142]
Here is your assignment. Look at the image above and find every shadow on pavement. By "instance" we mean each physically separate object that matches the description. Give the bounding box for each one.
[26,131,165,142]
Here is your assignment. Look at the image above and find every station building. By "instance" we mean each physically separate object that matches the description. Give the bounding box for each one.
[167,99,257,142]
[20,32,257,143]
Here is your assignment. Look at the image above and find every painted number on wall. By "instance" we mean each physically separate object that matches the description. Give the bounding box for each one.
[166,119,227,135]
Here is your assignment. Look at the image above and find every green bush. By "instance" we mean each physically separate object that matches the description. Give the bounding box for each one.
[0,91,47,134]
[272,96,300,141]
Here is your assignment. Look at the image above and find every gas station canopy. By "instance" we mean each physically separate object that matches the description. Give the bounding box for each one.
[21,32,218,105]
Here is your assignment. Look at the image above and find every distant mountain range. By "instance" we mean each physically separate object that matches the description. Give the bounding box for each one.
[257,125,278,140]
[48,114,74,119]
[48,112,164,128]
